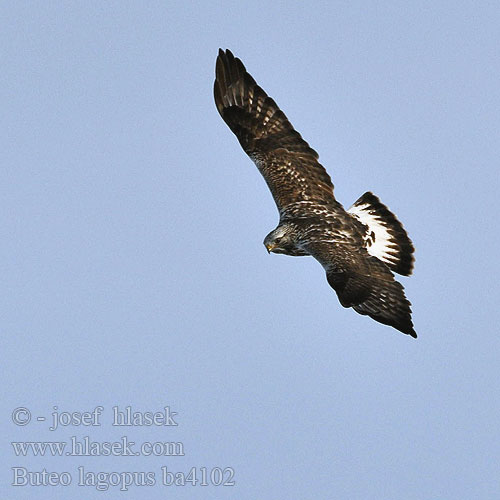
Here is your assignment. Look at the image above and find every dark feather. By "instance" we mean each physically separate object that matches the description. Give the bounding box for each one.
[214,49,336,212]
[309,241,416,337]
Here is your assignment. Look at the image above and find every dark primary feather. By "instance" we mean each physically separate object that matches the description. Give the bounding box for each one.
[214,49,336,212]
[307,241,416,337]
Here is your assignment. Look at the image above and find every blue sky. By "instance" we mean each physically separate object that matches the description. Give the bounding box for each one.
[2,1,499,499]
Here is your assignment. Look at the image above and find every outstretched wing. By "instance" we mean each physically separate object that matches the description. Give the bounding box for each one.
[307,241,416,337]
[214,49,336,213]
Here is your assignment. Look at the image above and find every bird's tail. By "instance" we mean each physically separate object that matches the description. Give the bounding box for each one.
[348,192,414,276]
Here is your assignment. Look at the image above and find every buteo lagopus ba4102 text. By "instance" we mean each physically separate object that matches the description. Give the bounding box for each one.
[214,49,416,338]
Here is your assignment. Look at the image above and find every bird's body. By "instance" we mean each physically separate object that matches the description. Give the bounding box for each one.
[214,49,417,337]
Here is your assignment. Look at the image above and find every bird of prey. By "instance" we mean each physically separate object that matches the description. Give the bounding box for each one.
[214,49,416,337]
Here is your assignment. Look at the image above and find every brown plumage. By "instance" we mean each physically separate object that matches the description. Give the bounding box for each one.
[214,49,416,338]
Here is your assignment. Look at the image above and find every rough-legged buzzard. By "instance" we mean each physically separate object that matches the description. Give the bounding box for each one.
[214,49,416,337]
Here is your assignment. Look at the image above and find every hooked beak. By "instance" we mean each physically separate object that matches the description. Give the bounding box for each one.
[265,243,275,254]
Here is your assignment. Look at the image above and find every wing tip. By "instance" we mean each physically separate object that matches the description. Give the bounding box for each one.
[400,324,418,338]
[215,48,239,70]
[214,48,249,111]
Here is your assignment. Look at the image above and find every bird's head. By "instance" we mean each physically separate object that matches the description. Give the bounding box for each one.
[263,223,300,255]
